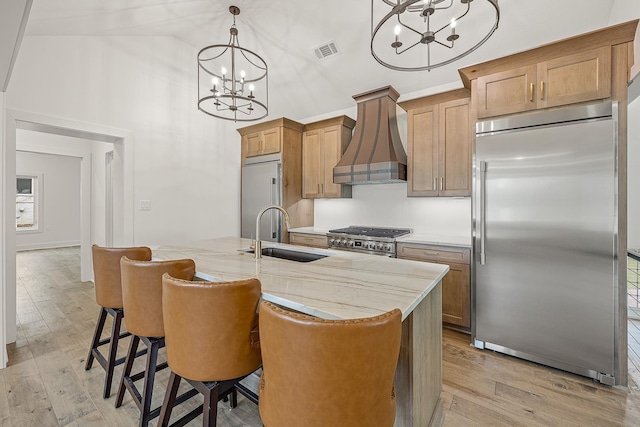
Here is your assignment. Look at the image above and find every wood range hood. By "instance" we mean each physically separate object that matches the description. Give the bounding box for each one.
[333,86,407,185]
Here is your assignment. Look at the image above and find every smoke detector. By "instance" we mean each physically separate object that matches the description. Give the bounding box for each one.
[313,41,340,61]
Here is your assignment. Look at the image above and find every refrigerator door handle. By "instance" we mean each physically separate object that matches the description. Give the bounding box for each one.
[479,161,487,265]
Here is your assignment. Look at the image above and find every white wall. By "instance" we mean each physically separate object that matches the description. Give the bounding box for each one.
[15,151,80,250]
[6,36,241,246]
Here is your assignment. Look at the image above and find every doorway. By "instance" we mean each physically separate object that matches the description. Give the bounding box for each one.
[3,108,134,348]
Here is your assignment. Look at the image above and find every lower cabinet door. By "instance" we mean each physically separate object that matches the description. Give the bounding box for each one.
[441,262,470,328]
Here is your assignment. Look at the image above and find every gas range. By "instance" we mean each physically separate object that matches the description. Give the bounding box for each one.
[327,226,412,257]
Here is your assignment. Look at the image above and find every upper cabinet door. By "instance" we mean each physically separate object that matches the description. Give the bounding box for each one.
[407,105,439,197]
[261,127,282,155]
[320,126,342,198]
[439,98,471,197]
[476,65,537,119]
[245,132,263,158]
[244,127,281,158]
[302,130,322,199]
[537,46,611,109]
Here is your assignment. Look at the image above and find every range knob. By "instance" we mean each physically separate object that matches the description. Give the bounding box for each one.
[368,242,376,250]
[340,239,347,246]
[347,240,354,247]
[329,238,335,245]
[384,244,393,252]
[376,242,384,250]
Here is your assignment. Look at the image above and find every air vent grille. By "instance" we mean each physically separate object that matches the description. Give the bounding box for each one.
[313,41,340,60]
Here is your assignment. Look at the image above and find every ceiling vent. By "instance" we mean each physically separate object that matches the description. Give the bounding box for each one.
[313,41,340,60]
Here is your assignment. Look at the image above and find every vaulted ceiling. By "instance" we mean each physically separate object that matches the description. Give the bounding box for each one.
[3,0,635,119]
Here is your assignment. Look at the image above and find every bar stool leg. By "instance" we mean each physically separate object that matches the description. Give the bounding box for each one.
[202,385,219,427]
[115,334,140,408]
[104,309,125,398]
[159,371,182,427]
[85,307,108,370]
[139,339,161,427]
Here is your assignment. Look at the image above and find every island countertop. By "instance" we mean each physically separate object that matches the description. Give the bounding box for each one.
[152,236,448,321]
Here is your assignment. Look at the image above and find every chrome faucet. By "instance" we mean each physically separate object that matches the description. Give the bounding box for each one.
[255,205,291,259]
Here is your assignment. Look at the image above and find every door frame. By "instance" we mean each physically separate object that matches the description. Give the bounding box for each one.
[2,109,134,364]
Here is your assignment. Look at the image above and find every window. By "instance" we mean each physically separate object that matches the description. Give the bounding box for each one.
[16,174,42,232]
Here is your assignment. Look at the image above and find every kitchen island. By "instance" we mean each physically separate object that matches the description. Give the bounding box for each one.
[153,237,449,427]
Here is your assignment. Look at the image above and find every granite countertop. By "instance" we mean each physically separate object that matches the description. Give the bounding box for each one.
[152,236,448,321]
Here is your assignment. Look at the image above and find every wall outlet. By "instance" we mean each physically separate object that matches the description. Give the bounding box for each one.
[139,200,151,211]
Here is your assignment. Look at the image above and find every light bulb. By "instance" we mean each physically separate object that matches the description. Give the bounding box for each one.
[240,70,246,78]
[451,18,457,29]
[221,67,227,76]
[249,84,255,92]
[212,77,218,86]
[394,25,401,36]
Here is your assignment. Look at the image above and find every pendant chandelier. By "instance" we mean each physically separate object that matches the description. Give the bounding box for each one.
[371,0,500,72]
[197,6,268,121]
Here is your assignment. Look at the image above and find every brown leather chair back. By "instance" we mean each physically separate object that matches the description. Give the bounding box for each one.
[161,275,262,382]
[120,257,195,338]
[92,244,152,309]
[258,301,402,427]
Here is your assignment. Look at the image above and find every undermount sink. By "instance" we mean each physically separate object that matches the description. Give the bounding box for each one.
[239,246,329,263]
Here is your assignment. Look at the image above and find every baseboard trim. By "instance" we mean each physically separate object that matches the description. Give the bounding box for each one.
[16,241,81,251]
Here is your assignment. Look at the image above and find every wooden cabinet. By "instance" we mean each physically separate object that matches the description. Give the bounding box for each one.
[302,116,355,199]
[237,118,314,232]
[475,46,611,119]
[397,242,471,329]
[289,232,328,249]
[401,89,471,197]
[244,126,281,158]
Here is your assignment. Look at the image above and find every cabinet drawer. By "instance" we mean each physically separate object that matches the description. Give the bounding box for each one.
[397,243,470,265]
[289,232,328,249]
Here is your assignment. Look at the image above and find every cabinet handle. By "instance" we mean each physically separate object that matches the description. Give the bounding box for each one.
[529,83,534,102]
[540,81,544,100]
[433,177,437,191]
[321,183,324,194]
[423,251,440,257]
[317,184,321,194]
[440,177,444,191]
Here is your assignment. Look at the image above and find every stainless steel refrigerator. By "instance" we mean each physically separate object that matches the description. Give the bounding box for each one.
[473,102,619,384]
[241,154,284,242]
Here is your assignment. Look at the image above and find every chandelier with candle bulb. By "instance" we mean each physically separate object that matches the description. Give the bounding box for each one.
[371,0,500,72]
[197,6,268,121]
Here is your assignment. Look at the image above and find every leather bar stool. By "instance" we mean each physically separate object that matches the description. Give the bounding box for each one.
[158,275,262,427]
[258,301,402,427]
[86,244,152,399]
[115,257,197,427]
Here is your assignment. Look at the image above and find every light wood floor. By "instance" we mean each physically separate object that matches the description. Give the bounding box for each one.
[3,247,640,426]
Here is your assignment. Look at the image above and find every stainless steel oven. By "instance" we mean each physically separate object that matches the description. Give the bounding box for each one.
[326,226,411,257]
